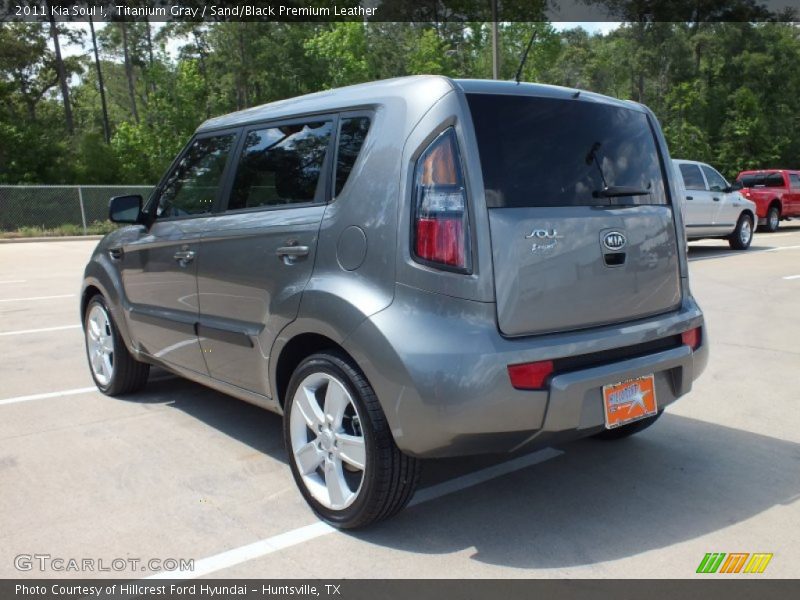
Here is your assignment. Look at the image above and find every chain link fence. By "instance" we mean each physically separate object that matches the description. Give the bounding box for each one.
[0,185,155,235]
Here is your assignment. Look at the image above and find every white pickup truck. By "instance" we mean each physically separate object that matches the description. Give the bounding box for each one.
[673,159,757,250]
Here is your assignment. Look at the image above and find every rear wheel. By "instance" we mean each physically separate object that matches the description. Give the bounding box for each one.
[728,213,753,250]
[762,205,780,232]
[284,351,419,529]
[84,295,149,395]
[593,411,663,440]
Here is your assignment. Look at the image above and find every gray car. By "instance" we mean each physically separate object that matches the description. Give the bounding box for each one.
[81,76,707,528]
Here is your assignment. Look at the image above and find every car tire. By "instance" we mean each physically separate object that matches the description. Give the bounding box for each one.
[84,295,150,395]
[283,351,419,529]
[728,213,754,250]
[761,205,780,233]
[592,411,663,440]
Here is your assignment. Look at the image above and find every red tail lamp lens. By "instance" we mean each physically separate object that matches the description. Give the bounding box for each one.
[413,129,469,270]
[681,327,701,350]
[508,360,555,390]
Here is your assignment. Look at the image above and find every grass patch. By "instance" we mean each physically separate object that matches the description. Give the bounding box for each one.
[0,220,118,239]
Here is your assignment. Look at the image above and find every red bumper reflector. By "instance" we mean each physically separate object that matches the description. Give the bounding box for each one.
[681,327,701,350]
[508,360,554,390]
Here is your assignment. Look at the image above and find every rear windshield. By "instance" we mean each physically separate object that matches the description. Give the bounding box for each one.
[466,94,668,208]
[738,173,785,188]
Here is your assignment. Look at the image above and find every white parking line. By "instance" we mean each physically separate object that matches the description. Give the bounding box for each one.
[147,447,564,580]
[689,244,800,262]
[0,324,81,336]
[0,293,75,303]
[0,375,180,407]
[783,275,800,280]
[0,386,97,406]
[766,244,800,252]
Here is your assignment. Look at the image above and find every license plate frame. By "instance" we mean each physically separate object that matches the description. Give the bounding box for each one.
[602,374,658,429]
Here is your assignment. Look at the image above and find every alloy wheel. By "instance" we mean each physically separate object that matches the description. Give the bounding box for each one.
[86,304,114,386]
[289,372,366,510]
[740,218,752,246]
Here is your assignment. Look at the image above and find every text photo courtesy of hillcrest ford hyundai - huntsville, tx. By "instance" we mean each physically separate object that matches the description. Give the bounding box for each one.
[1,2,799,599]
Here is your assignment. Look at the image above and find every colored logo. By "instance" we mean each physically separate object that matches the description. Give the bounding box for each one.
[696,553,773,574]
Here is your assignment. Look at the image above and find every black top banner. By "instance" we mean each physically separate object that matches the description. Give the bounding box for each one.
[2,0,799,22]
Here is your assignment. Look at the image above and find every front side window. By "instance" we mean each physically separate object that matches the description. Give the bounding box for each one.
[228,121,333,211]
[156,134,235,218]
[701,165,728,192]
[790,174,800,190]
[467,94,668,207]
[680,164,706,191]
[335,117,371,196]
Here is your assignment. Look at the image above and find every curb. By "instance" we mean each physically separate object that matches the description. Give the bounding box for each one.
[0,235,104,244]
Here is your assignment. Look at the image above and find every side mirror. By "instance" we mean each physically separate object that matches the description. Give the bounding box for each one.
[109,195,144,224]
[729,181,743,192]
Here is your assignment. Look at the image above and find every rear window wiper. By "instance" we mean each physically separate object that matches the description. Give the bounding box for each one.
[592,185,652,198]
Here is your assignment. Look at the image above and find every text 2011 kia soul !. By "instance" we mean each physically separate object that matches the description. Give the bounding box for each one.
[82,76,707,528]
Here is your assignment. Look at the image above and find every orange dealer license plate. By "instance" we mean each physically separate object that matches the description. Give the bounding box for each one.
[602,374,658,429]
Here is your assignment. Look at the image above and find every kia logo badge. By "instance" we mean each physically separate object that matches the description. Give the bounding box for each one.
[603,231,626,251]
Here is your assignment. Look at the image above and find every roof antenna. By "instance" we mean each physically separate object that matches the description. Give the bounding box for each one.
[514,29,538,84]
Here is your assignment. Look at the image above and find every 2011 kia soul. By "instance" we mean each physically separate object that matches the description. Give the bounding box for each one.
[81,76,707,528]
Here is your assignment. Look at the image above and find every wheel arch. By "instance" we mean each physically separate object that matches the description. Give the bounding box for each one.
[272,332,360,410]
[80,284,103,320]
[81,267,136,356]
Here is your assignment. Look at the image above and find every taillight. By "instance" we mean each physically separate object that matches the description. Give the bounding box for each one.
[413,128,470,271]
[508,360,554,390]
[681,327,701,350]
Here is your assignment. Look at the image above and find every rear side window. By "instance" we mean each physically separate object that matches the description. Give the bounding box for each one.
[156,134,236,218]
[228,121,333,210]
[466,94,667,207]
[679,164,706,191]
[701,165,728,191]
[766,173,786,187]
[740,173,785,188]
[335,117,371,196]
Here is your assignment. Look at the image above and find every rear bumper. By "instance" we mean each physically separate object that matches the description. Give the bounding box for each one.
[344,284,707,458]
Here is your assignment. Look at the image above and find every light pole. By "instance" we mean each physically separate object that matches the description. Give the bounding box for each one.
[491,0,500,79]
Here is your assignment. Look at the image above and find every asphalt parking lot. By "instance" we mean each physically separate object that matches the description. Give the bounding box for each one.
[1,228,799,580]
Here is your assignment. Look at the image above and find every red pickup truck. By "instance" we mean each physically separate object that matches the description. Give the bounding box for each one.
[735,169,800,232]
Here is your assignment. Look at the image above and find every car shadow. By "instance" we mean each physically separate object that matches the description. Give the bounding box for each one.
[353,413,800,568]
[122,374,800,570]
[120,371,288,463]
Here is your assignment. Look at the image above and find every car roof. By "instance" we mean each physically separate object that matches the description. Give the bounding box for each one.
[197,75,646,133]
[738,169,795,175]
[673,159,708,166]
[196,75,456,132]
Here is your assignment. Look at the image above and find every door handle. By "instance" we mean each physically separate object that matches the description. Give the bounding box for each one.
[685,196,693,200]
[276,245,309,258]
[173,249,196,266]
[713,197,720,202]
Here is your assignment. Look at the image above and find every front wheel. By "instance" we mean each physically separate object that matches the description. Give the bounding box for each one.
[84,295,149,395]
[728,213,754,250]
[284,351,419,529]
